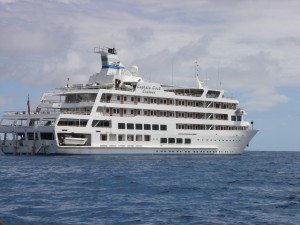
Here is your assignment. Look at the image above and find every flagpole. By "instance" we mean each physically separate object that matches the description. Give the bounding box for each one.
[27,94,31,115]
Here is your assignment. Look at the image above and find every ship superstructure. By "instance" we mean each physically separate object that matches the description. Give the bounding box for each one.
[0,46,258,155]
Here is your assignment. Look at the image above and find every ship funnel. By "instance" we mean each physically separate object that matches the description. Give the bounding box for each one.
[88,46,133,84]
[95,47,126,75]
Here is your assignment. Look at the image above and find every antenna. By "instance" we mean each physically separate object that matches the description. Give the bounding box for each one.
[194,61,198,78]
[217,61,222,89]
[194,61,203,88]
[172,59,174,86]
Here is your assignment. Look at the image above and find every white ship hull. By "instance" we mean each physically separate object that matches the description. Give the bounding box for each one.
[1,130,257,155]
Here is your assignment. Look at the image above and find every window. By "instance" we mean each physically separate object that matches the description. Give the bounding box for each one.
[185,138,191,144]
[40,133,54,140]
[160,125,167,131]
[144,135,151,141]
[168,138,175,144]
[177,124,184,129]
[176,138,183,144]
[101,134,107,141]
[206,90,220,98]
[136,124,143,130]
[127,123,134,129]
[113,108,119,114]
[127,134,134,141]
[160,138,167,143]
[57,119,88,127]
[178,112,185,118]
[100,94,112,102]
[118,134,125,141]
[118,123,125,129]
[150,110,157,116]
[92,120,111,127]
[151,98,157,104]
[178,100,184,106]
[27,132,35,140]
[144,124,151,130]
[136,135,143,141]
[152,124,159,130]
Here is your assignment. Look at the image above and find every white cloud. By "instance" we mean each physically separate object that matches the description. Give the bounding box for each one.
[244,88,289,112]
[0,0,300,112]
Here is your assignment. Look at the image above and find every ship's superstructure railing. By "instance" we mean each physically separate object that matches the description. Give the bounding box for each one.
[94,46,118,55]
[2,110,59,116]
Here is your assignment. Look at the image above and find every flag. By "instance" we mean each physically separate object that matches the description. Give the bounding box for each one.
[27,94,31,115]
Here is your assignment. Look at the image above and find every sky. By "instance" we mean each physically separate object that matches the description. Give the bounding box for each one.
[0,0,299,151]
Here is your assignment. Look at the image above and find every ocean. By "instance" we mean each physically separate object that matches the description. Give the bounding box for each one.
[0,151,299,225]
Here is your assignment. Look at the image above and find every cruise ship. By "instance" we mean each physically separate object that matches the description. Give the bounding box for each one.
[0,46,258,155]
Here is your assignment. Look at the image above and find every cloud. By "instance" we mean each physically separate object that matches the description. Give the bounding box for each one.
[244,88,289,112]
[0,0,300,113]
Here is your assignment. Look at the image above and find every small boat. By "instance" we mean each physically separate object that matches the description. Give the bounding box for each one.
[62,137,87,146]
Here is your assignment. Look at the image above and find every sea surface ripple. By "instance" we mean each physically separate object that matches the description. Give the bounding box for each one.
[0,151,299,225]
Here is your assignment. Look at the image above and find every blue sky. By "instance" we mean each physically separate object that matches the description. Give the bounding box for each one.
[0,0,299,151]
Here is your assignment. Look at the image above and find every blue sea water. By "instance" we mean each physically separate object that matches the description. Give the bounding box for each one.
[0,151,299,225]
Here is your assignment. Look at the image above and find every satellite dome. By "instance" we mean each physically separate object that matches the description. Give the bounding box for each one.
[131,65,138,75]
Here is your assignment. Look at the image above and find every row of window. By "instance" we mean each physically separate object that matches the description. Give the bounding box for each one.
[100,134,151,142]
[118,123,167,131]
[156,150,218,154]
[58,119,88,127]
[100,93,237,109]
[176,124,248,131]
[2,132,55,141]
[100,107,230,121]
[160,138,191,144]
